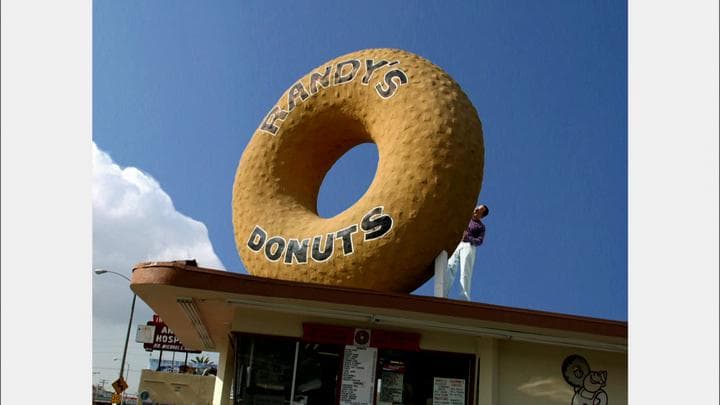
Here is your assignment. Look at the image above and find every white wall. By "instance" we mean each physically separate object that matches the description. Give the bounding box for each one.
[496,340,627,405]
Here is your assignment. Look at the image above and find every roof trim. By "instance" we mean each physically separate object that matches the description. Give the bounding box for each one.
[131,261,627,339]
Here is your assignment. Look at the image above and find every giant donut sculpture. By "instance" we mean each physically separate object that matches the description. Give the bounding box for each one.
[233,48,483,293]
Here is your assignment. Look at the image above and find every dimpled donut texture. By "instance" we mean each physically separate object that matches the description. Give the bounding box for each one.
[232,48,483,293]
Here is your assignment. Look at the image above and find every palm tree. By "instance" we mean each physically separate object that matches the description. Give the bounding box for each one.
[191,355,216,374]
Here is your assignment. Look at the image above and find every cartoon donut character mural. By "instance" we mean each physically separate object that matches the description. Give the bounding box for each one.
[561,355,609,405]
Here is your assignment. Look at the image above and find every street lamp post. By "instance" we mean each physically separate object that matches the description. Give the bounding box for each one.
[94,269,136,398]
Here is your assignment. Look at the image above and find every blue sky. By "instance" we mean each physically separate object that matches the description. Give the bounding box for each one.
[93,1,627,321]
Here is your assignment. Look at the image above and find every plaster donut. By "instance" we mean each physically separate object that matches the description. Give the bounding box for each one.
[232,48,484,293]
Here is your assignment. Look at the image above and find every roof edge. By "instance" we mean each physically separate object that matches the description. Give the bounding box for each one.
[131,260,627,339]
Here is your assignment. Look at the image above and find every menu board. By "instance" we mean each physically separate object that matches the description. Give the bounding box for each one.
[339,346,378,405]
[432,377,465,405]
[379,371,404,403]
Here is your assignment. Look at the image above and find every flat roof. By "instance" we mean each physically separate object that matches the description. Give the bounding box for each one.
[130,260,627,352]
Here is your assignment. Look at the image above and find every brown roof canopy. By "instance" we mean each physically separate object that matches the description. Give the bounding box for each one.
[131,260,626,352]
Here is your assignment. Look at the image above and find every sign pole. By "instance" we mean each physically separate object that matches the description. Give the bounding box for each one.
[122,365,130,405]
[157,349,164,371]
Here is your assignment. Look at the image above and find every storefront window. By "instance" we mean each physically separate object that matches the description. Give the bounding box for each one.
[234,334,298,404]
[233,333,475,405]
[376,350,475,405]
[293,343,344,404]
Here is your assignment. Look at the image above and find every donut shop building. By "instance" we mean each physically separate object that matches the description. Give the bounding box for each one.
[131,261,627,405]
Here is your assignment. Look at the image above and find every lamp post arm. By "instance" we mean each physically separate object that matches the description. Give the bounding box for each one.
[97,270,131,282]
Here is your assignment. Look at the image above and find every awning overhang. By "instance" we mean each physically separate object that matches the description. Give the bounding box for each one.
[130,261,628,353]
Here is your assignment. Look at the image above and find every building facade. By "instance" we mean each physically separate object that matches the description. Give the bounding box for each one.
[131,261,627,405]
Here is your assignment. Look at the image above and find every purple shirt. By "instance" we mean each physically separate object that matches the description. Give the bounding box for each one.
[462,218,486,246]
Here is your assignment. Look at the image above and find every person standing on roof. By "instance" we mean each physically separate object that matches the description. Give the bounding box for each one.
[444,204,488,301]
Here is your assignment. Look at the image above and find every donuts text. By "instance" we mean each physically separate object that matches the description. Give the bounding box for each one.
[246,206,394,264]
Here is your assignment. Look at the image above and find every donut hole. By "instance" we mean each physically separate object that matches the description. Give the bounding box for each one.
[316,142,379,218]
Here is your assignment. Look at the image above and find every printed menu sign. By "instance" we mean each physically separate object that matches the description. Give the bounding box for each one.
[340,346,378,405]
[433,377,465,405]
[379,371,404,403]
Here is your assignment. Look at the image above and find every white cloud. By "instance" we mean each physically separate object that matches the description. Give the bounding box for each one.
[92,142,224,392]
